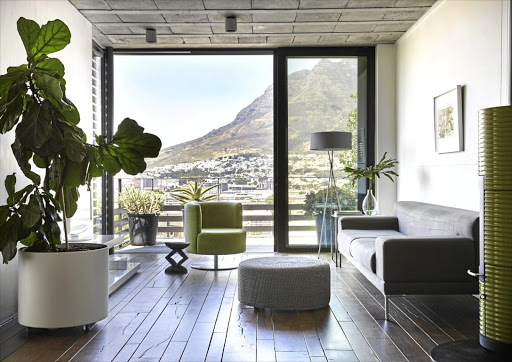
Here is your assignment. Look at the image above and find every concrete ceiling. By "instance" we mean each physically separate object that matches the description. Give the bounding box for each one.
[69,0,437,48]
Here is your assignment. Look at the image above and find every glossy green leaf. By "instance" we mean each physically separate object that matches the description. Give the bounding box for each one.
[0,65,27,97]
[13,185,34,205]
[61,187,79,218]
[11,140,41,185]
[35,58,65,78]
[99,146,122,175]
[112,118,162,158]
[15,101,53,149]
[18,195,41,228]
[59,99,79,125]
[30,19,70,61]
[32,154,46,168]
[5,174,16,205]
[20,232,37,247]
[108,145,146,175]
[87,147,103,178]
[0,82,27,134]
[0,215,21,264]
[62,160,85,188]
[33,73,63,108]
[0,205,10,225]
[63,136,86,162]
[17,17,40,57]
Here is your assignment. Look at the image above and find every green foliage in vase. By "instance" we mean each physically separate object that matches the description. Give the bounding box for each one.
[170,181,218,204]
[0,17,162,263]
[342,152,399,193]
[119,188,164,214]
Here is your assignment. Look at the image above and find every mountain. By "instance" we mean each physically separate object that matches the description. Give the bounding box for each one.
[149,59,357,168]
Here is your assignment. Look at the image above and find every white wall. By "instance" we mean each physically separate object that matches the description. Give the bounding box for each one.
[0,0,92,323]
[395,0,510,211]
[375,44,397,215]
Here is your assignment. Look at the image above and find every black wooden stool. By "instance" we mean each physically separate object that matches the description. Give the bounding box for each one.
[164,242,190,274]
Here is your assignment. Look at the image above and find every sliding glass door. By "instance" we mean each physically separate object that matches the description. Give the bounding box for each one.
[276,48,374,251]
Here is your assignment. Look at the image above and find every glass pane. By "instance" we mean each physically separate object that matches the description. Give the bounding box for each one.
[113,55,274,251]
[287,57,359,247]
[66,52,103,239]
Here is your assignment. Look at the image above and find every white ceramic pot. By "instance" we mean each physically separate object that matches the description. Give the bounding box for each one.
[18,243,108,329]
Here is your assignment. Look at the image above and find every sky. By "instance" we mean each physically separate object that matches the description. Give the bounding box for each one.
[114,55,274,148]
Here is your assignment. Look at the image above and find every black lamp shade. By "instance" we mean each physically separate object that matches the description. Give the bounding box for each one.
[310,132,352,151]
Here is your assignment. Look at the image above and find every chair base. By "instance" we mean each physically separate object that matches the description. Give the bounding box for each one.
[191,255,239,271]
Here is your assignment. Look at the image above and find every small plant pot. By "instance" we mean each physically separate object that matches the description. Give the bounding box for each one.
[128,213,159,246]
[18,243,108,329]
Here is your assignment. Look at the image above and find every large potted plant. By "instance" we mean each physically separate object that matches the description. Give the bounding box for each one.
[119,187,164,246]
[342,152,399,215]
[0,18,161,330]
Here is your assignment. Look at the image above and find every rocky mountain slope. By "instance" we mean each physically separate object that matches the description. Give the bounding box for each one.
[149,59,357,168]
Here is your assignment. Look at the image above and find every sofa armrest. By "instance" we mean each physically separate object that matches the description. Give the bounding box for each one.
[375,236,476,283]
[184,202,202,253]
[339,216,399,230]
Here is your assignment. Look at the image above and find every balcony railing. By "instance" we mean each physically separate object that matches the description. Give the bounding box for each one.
[113,203,319,237]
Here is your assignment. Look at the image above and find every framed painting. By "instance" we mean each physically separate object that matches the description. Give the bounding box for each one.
[434,86,463,153]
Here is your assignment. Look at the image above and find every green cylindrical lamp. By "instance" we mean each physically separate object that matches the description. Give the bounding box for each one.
[478,105,512,354]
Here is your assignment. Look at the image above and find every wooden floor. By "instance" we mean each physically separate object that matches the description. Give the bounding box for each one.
[0,252,479,362]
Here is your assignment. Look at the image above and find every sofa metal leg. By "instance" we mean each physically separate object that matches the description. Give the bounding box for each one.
[385,296,389,321]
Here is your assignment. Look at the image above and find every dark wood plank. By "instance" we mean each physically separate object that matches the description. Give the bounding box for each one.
[310,307,352,351]
[257,339,276,362]
[256,308,274,340]
[113,343,138,361]
[160,341,186,362]
[339,321,378,362]
[205,332,226,362]
[272,310,308,353]
[130,303,188,360]
[72,312,147,361]
[222,301,257,362]
[297,311,326,358]
[366,337,408,362]
[180,322,215,362]
[375,320,432,362]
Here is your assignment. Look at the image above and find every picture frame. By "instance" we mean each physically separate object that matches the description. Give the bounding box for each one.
[434,86,463,153]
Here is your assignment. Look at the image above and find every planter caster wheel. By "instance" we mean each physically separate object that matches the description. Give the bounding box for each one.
[82,324,94,333]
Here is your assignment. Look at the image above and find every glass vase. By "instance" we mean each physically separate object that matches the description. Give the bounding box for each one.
[362,189,378,216]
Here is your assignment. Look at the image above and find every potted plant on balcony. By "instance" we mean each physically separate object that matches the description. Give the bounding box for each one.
[119,188,164,246]
[342,152,399,215]
[170,180,219,204]
[0,17,161,331]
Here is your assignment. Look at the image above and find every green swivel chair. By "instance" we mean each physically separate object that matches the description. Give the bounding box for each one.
[184,201,246,271]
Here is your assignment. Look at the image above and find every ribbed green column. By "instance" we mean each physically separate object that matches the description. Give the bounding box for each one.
[478,106,512,348]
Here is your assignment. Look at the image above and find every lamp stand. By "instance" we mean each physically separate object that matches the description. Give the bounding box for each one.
[317,150,341,259]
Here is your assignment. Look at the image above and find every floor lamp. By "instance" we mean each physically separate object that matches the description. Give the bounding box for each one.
[310,132,352,258]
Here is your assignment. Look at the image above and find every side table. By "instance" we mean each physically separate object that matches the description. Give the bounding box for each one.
[164,242,190,274]
[331,211,362,267]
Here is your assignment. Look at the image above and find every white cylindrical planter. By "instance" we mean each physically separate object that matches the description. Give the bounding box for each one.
[18,243,108,329]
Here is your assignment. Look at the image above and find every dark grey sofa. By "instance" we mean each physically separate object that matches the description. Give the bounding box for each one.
[338,201,479,320]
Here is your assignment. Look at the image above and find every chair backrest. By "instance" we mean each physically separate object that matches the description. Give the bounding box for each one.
[199,202,243,228]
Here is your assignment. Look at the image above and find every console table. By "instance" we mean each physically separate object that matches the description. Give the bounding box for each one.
[69,234,140,295]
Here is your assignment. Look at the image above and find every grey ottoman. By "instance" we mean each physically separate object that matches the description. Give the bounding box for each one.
[238,257,330,310]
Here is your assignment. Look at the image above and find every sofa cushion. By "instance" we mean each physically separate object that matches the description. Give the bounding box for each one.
[349,238,377,273]
[394,201,479,241]
[338,229,405,254]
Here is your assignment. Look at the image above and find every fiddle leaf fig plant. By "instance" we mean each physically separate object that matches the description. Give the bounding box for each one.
[0,17,162,263]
